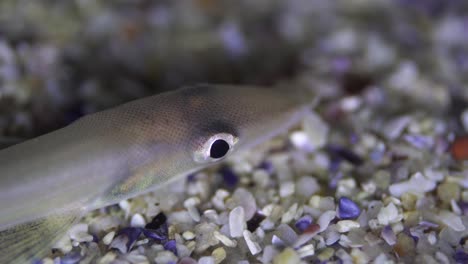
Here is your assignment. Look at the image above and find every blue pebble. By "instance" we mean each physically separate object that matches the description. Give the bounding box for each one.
[338,197,361,219]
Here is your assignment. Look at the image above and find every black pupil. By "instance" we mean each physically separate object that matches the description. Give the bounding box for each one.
[210,139,230,159]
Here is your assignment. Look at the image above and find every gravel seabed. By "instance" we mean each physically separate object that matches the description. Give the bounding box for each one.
[0,1,468,264]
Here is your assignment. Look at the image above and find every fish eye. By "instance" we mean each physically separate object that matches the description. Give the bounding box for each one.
[210,139,230,158]
[193,133,238,163]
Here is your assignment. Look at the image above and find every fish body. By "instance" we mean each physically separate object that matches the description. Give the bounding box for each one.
[0,84,311,262]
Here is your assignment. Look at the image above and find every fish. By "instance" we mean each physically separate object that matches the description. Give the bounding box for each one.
[0,84,313,263]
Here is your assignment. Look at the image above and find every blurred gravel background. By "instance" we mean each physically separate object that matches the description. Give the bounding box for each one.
[0,0,467,138]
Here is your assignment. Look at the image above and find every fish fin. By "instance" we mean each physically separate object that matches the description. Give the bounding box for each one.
[0,209,81,264]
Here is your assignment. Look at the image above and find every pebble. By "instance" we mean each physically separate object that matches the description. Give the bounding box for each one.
[293,223,320,248]
[337,197,361,219]
[273,224,298,246]
[377,202,402,225]
[318,210,336,232]
[389,172,436,197]
[297,244,315,258]
[182,231,196,240]
[438,211,465,231]
[130,213,146,227]
[279,181,295,198]
[229,206,246,237]
[281,203,300,224]
[317,247,335,261]
[394,232,415,257]
[462,109,468,132]
[295,215,312,232]
[290,131,315,152]
[296,176,320,197]
[336,220,360,232]
[437,182,460,204]
[243,230,262,255]
[450,135,468,161]
[213,231,237,247]
[381,226,396,246]
[154,251,178,264]
[212,247,227,264]
[273,248,300,264]
[184,197,201,222]
[303,111,329,149]
[228,188,257,220]
[102,231,115,245]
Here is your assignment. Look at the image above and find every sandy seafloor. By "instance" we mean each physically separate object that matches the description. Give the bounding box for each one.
[1,0,468,263]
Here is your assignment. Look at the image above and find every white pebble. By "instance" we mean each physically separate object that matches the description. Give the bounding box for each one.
[438,211,466,231]
[100,252,117,263]
[260,245,279,264]
[290,131,315,152]
[281,203,299,224]
[435,251,451,264]
[340,96,362,112]
[297,244,315,258]
[336,220,360,233]
[119,200,131,218]
[110,235,128,253]
[102,231,115,245]
[389,172,436,197]
[184,197,201,222]
[126,253,149,264]
[428,231,437,245]
[229,206,246,237]
[229,188,257,220]
[154,251,178,264]
[214,231,237,247]
[130,213,146,227]
[279,181,295,198]
[377,203,402,225]
[243,230,262,255]
[253,169,270,188]
[451,199,462,215]
[41,258,54,264]
[183,231,196,241]
[303,111,329,149]
[296,176,320,197]
[318,210,336,232]
[198,256,215,264]
[211,189,230,210]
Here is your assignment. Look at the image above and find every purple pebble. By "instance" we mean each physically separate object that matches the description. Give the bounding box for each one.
[338,197,361,219]
[295,215,313,232]
[454,250,468,263]
[116,227,143,251]
[220,166,239,188]
[164,240,178,255]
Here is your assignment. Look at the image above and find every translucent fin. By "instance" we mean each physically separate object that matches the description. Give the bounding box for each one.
[0,209,81,264]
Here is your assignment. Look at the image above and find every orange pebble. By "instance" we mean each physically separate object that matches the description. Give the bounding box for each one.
[450,135,468,160]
